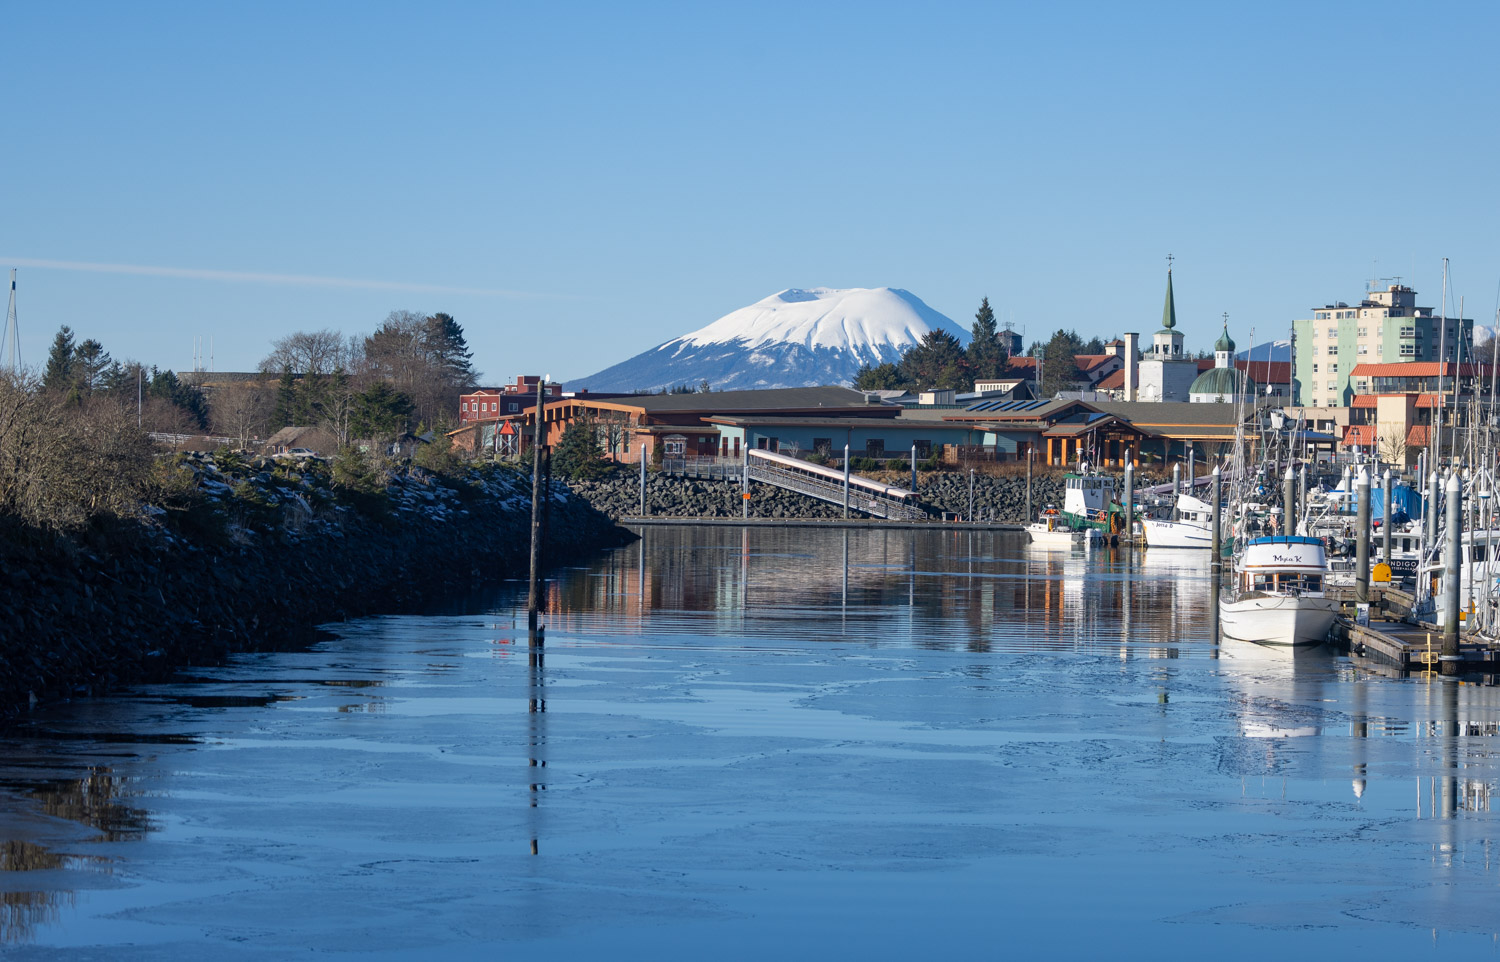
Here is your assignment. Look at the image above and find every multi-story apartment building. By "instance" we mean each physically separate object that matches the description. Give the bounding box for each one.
[1292,285,1472,408]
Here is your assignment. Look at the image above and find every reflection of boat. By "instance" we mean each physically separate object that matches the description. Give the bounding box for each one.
[1219,536,1338,647]
[1026,504,1100,547]
[1141,493,1216,549]
[1219,638,1334,738]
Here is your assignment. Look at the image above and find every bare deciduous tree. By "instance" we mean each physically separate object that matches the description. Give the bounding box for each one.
[209,380,275,449]
[259,330,362,377]
[1378,424,1408,467]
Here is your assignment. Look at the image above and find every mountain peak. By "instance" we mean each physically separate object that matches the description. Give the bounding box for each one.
[566,286,966,393]
[673,286,966,355]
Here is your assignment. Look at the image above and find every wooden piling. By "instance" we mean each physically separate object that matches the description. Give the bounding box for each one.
[527,379,545,631]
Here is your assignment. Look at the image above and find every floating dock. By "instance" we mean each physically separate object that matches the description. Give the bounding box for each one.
[1326,585,1500,677]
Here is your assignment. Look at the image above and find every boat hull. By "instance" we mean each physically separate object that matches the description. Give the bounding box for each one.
[1218,594,1338,647]
[1141,518,1213,549]
[1026,523,1096,547]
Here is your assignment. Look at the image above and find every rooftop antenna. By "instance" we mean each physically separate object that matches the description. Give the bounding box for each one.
[2,269,19,373]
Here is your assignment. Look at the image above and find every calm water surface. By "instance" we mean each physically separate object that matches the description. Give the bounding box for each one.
[2,527,1499,959]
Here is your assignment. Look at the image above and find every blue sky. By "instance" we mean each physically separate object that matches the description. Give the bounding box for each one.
[5,2,1498,380]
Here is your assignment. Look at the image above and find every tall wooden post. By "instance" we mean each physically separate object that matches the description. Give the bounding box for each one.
[1026,449,1033,523]
[639,446,648,517]
[842,443,850,519]
[527,379,546,631]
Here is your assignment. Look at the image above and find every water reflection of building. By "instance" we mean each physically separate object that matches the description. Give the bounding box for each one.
[535,528,1227,662]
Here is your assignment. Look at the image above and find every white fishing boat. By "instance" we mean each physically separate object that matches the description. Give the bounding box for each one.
[1141,492,1216,549]
[1026,504,1100,547]
[1218,535,1338,647]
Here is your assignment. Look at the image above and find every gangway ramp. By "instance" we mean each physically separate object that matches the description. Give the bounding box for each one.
[745,449,930,521]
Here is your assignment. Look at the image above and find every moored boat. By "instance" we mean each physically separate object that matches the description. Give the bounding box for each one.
[1141,493,1216,549]
[1026,504,1100,547]
[1218,535,1338,647]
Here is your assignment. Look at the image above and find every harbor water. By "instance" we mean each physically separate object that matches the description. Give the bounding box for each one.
[1,526,1499,959]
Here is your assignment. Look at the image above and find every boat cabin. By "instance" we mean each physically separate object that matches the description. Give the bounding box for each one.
[1236,536,1329,596]
[1062,474,1114,519]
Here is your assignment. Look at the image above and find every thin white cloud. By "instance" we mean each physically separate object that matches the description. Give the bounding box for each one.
[0,257,554,299]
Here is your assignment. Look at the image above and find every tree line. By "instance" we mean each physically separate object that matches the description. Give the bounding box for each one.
[30,309,478,447]
[253,310,477,447]
[852,297,1119,397]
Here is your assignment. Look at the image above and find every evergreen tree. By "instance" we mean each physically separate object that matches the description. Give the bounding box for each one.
[899,330,969,391]
[350,382,414,439]
[966,297,1003,383]
[552,414,609,480]
[147,369,209,429]
[72,339,113,394]
[422,313,477,389]
[853,362,911,391]
[1039,329,1085,398]
[42,326,76,392]
[273,368,297,428]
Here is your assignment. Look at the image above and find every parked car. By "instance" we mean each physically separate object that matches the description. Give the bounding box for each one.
[274,447,319,459]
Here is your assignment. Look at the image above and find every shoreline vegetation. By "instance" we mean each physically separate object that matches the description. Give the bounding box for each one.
[0,373,632,717]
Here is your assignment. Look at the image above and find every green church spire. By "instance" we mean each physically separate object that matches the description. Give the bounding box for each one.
[1161,269,1177,331]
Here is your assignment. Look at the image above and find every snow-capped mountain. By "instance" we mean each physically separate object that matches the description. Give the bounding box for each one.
[1236,339,1291,363]
[567,287,968,393]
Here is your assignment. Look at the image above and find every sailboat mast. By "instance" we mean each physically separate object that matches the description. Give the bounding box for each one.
[1434,258,1448,472]
[2,269,18,373]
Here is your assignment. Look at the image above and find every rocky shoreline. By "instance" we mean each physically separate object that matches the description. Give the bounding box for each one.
[0,455,633,717]
[570,470,1171,522]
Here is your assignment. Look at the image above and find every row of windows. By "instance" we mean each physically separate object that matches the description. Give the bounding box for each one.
[461,399,521,415]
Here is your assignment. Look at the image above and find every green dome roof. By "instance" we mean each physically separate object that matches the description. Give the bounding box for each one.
[1215,325,1235,353]
[1190,366,1253,397]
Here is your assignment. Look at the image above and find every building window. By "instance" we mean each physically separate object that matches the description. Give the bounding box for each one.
[866,439,886,458]
[813,438,832,456]
[1357,345,1367,355]
[1327,328,1338,339]
[1327,345,1338,356]
[1357,327,1367,337]
[1327,380,1336,390]
[1312,364,1319,373]
[1330,363,1338,374]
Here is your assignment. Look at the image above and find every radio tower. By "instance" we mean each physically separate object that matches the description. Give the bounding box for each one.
[1,269,18,374]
